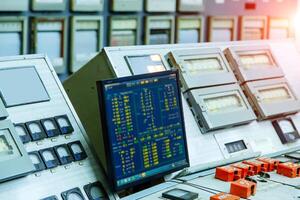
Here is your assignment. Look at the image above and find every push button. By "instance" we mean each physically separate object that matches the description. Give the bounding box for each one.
[84,182,108,200]
[230,179,256,199]
[15,123,31,144]
[210,193,240,200]
[215,166,242,182]
[54,144,73,165]
[277,162,300,178]
[68,141,87,161]
[61,188,85,200]
[26,121,47,141]
[55,115,74,135]
[41,118,60,137]
[40,195,58,200]
[39,148,60,169]
[28,151,46,172]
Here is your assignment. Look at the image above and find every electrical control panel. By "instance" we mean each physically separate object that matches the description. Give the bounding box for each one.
[31,17,67,74]
[32,0,66,11]
[64,40,300,200]
[0,54,113,200]
[70,16,103,73]
[0,0,28,11]
[70,0,104,12]
[208,16,238,42]
[240,16,267,40]
[145,16,175,45]
[224,45,284,82]
[109,16,139,46]
[0,17,27,57]
[176,16,203,44]
[178,0,204,13]
[168,47,236,90]
[145,0,176,12]
[111,0,143,12]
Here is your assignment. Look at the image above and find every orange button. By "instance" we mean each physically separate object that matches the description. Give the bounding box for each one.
[215,166,242,182]
[257,157,279,171]
[210,192,240,200]
[243,160,268,174]
[230,179,256,199]
[232,163,254,177]
[277,162,300,178]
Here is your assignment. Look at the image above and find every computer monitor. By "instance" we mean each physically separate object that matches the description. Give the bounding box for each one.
[97,70,189,191]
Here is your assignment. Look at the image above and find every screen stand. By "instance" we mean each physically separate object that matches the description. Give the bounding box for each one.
[117,177,164,198]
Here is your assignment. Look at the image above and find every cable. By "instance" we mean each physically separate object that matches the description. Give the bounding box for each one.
[256,172,300,189]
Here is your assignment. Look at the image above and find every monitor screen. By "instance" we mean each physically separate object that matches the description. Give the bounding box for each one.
[0,67,50,107]
[98,70,189,191]
[125,54,166,75]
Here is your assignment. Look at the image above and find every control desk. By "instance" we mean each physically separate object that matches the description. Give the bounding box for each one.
[0,55,114,200]
[64,40,300,199]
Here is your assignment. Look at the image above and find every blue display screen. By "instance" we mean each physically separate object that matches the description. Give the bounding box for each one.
[99,71,189,190]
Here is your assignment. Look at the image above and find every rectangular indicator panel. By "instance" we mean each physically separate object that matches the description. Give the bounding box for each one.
[0,129,21,162]
[111,31,136,46]
[239,51,274,69]
[75,30,97,56]
[150,30,170,45]
[258,86,291,103]
[98,71,189,190]
[37,32,61,60]
[126,54,166,75]
[204,94,243,113]
[0,33,21,57]
[178,30,199,43]
[0,67,50,107]
[184,58,223,74]
[225,140,247,154]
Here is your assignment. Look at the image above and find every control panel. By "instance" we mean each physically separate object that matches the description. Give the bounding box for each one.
[64,40,300,199]
[0,55,113,200]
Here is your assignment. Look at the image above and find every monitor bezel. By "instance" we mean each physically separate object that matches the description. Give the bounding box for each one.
[97,70,189,191]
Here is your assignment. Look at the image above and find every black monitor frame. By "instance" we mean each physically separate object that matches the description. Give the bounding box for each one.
[97,70,189,191]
